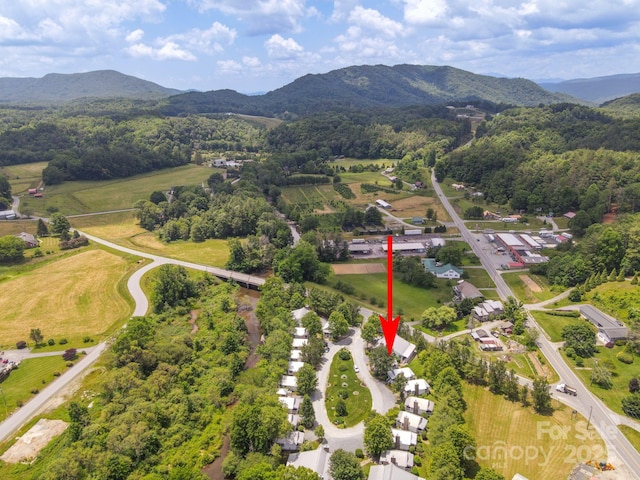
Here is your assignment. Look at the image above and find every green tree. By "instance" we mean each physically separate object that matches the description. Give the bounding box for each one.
[329,449,363,480]
[301,336,325,369]
[363,414,393,457]
[335,399,347,417]
[314,424,325,442]
[49,213,71,236]
[427,441,464,480]
[561,323,596,357]
[0,235,25,262]
[434,367,462,397]
[590,361,613,389]
[297,364,318,396]
[488,361,507,394]
[503,369,520,401]
[301,311,322,336]
[328,311,349,340]
[361,315,381,345]
[421,306,456,330]
[34,218,48,237]
[368,345,394,380]
[532,377,552,414]
[475,466,505,480]
[520,384,529,406]
[29,328,44,347]
[149,190,167,204]
[300,395,316,429]
[274,465,321,479]
[364,206,382,225]
[230,399,291,456]
[622,394,640,419]
[151,264,198,313]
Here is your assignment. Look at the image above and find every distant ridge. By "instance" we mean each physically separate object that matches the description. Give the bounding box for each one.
[162,64,577,116]
[0,70,182,103]
[539,73,640,104]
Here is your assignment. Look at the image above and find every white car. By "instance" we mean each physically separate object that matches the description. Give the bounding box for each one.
[354,365,359,373]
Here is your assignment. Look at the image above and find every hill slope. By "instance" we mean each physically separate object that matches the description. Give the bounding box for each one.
[163,64,575,116]
[540,73,640,104]
[600,93,640,117]
[0,70,182,103]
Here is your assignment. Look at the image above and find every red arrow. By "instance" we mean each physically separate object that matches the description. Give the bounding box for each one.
[380,235,401,355]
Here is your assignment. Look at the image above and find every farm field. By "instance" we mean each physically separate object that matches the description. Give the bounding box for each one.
[466,219,546,231]
[530,310,583,342]
[324,349,372,427]
[458,383,606,480]
[392,195,451,222]
[0,162,47,195]
[70,211,230,267]
[0,249,134,347]
[502,271,559,303]
[562,345,640,417]
[333,158,396,170]
[0,356,70,422]
[17,164,219,216]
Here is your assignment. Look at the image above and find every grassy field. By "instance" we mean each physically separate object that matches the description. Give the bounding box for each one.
[71,211,230,267]
[0,249,134,348]
[414,317,468,336]
[620,426,640,454]
[563,345,640,416]
[530,310,583,342]
[466,219,546,231]
[502,271,560,303]
[324,349,372,427]
[17,164,219,216]
[582,281,640,322]
[464,268,496,289]
[333,158,396,170]
[456,383,606,480]
[318,273,453,321]
[0,162,47,195]
[0,356,70,422]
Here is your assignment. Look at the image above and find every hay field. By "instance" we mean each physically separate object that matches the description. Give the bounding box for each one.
[0,249,132,345]
[332,263,386,275]
[0,162,47,195]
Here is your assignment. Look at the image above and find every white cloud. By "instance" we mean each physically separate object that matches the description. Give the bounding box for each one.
[265,34,304,59]
[403,0,449,26]
[0,15,27,41]
[192,0,309,34]
[126,29,144,43]
[348,6,403,38]
[243,56,261,67]
[330,0,359,22]
[216,59,242,73]
[127,41,196,61]
[161,22,236,55]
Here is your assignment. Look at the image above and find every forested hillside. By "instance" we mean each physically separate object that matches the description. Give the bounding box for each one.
[436,103,640,227]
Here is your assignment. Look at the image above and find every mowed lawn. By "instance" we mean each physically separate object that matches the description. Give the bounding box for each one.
[461,384,606,480]
[530,310,582,342]
[502,271,559,303]
[325,350,372,427]
[18,164,219,216]
[0,249,132,346]
[0,161,47,195]
[0,356,69,422]
[71,211,230,267]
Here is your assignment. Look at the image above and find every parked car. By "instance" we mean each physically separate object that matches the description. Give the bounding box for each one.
[354,365,359,373]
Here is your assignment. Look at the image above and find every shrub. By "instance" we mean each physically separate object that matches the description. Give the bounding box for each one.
[617,352,634,364]
[338,390,349,399]
[565,347,576,359]
[414,456,422,466]
[47,338,55,346]
[53,372,61,377]
[62,348,78,361]
[31,388,39,394]
[575,357,584,367]
[66,362,74,368]
[334,280,355,295]
[83,337,92,343]
[16,340,27,349]
[338,349,351,361]
[355,449,364,459]
[59,338,68,345]
[338,364,348,372]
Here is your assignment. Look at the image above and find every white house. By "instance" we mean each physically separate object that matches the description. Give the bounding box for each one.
[277,431,305,451]
[396,411,428,433]
[288,361,305,375]
[291,307,311,323]
[404,379,430,396]
[287,446,331,478]
[280,375,298,391]
[383,335,417,364]
[292,338,308,348]
[278,396,301,413]
[388,367,415,382]
[404,396,434,415]
[369,462,425,480]
[294,327,308,338]
[391,428,418,451]
[290,350,303,361]
[287,414,300,427]
[379,449,415,470]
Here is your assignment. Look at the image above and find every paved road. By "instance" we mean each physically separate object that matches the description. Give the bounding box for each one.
[432,170,640,478]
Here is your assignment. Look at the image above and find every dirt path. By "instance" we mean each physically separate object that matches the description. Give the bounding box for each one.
[202,289,262,480]
[189,310,199,335]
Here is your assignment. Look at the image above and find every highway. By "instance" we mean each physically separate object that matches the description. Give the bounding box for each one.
[431,170,640,478]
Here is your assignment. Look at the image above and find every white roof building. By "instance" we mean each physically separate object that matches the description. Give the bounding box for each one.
[280,375,298,390]
[388,367,416,381]
[404,379,430,396]
[369,462,424,480]
[379,450,415,470]
[291,307,311,323]
[277,431,305,451]
[278,396,301,413]
[294,327,308,338]
[292,338,308,348]
[288,361,305,375]
[290,350,303,361]
[382,335,417,364]
[396,410,428,433]
[287,446,332,479]
[404,396,434,415]
[391,428,418,451]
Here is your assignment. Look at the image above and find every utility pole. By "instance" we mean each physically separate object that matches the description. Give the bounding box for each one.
[587,405,593,431]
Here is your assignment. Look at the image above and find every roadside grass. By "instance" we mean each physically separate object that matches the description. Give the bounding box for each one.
[463,269,495,288]
[530,310,582,342]
[619,426,640,454]
[561,345,640,417]
[456,383,606,480]
[582,281,640,322]
[71,212,230,267]
[324,349,372,427]
[316,273,453,321]
[502,271,559,303]
[0,249,133,348]
[18,164,218,216]
[553,217,570,229]
[0,356,70,422]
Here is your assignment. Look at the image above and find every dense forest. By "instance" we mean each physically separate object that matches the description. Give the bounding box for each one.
[436,104,640,228]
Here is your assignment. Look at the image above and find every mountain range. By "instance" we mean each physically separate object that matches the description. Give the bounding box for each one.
[0,65,638,115]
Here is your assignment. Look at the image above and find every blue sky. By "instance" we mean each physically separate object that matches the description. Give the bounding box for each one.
[1,0,640,93]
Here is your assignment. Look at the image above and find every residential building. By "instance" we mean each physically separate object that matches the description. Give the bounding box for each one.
[379,449,415,470]
[453,280,484,301]
[277,431,305,451]
[404,396,434,415]
[388,367,415,382]
[292,338,308,348]
[383,335,416,364]
[396,411,428,433]
[391,428,418,451]
[15,232,38,248]
[368,462,425,480]
[287,446,331,479]
[288,361,305,375]
[294,327,308,338]
[422,258,463,279]
[472,300,504,322]
[291,307,311,323]
[278,396,301,413]
[290,350,302,361]
[280,375,298,391]
[404,379,430,396]
[580,305,628,341]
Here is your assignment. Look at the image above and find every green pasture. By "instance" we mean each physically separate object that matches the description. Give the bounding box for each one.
[0,162,47,195]
[324,350,372,427]
[530,310,583,342]
[0,356,70,422]
[463,268,496,288]
[17,164,220,216]
[582,281,640,322]
[501,271,559,303]
[466,219,546,231]
[340,172,394,185]
[332,158,396,170]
